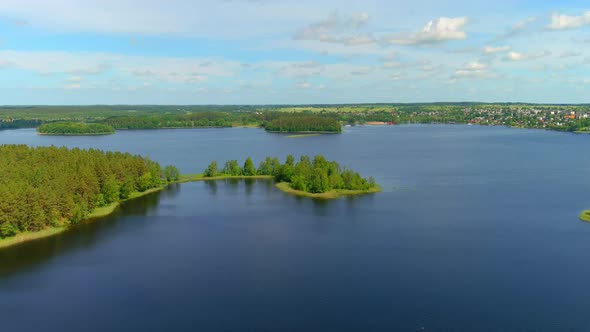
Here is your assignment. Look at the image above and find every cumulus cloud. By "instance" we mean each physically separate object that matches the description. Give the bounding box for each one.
[452,61,492,79]
[483,45,511,54]
[503,51,551,61]
[293,12,374,46]
[384,17,468,45]
[548,11,590,30]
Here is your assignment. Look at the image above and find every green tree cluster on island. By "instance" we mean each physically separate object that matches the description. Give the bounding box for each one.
[0,145,179,239]
[203,155,376,194]
[38,122,115,135]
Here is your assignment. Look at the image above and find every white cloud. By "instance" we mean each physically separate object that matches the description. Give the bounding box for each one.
[505,51,525,61]
[391,73,403,81]
[293,12,374,46]
[63,83,82,90]
[504,51,551,61]
[66,76,83,82]
[548,11,590,30]
[465,62,487,71]
[452,61,492,79]
[296,82,311,89]
[483,45,511,54]
[384,17,468,45]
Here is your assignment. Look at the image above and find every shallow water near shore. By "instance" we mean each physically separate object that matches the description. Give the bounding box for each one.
[1,125,590,331]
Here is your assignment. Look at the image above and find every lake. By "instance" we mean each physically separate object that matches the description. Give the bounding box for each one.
[1,125,590,331]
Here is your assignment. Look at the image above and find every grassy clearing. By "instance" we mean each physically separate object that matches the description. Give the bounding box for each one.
[231,123,261,128]
[275,182,381,199]
[0,227,66,250]
[579,210,590,222]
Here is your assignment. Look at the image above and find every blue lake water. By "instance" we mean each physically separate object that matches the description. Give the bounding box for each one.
[1,125,590,331]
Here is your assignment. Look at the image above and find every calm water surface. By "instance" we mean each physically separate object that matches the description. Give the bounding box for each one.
[1,125,590,331]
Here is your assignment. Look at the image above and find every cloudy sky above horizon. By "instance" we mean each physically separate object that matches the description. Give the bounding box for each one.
[1,0,590,104]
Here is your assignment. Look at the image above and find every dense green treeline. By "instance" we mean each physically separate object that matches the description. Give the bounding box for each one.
[102,112,259,129]
[38,122,115,135]
[0,145,179,239]
[263,114,342,133]
[0,105,260,121]
[0,119,43,130]
[204,155,376,193]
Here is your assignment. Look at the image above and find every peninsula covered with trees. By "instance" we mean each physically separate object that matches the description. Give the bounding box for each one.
[0,145,179,246]
[0,146,379,249]
[38,122,115,135]
[102,112,239,129]
[203,155,379,198]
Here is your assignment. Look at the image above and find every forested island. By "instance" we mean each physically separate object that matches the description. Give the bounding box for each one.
[0,145,179,247]
[203,155,379,198]
[38,122,115,135]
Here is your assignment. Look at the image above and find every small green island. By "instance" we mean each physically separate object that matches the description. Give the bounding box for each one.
[579,210,590,222]
[202,155,380,198]
[0,145,379,250]
[38,122,116,135]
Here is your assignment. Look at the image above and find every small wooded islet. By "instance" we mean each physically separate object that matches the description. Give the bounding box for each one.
[204,155,377,194]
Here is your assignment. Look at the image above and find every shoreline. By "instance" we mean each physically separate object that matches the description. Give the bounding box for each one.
[0,174,379,250]
[275,182,381,199]
[267,130,340,134]
[286,133,322,138]
[16,124,590,136]
[37,132,115,136]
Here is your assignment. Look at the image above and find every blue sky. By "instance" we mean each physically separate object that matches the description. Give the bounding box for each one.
[0,0,590,104]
